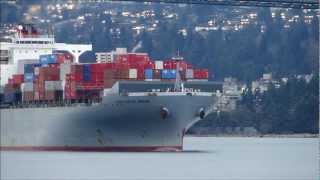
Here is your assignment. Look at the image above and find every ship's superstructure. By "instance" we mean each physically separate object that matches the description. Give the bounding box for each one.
[0,25,218,151]
[0,24,91,86]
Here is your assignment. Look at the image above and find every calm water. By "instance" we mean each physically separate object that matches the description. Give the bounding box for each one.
[1,137,318,180]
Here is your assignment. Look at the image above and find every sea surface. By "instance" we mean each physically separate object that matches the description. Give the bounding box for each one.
[1,137,318,180]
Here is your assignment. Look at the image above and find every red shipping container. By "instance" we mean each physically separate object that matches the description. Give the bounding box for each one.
[39,67,60,81]
[116,54,150,67]
[37,80,45,90]
[130,54,150,65]
[199,69,209,79]
[103,70,116,87]
[163,60,173,69]
[39,90,45,100]
[90,64,99,73]
[33,79,39,92]
[34,91,40,101]
[34,78,45,101]
[91,63,103,72]
[186,63,193,69]
[70,65,83,82]
[153,69,161,79]
[8,78,14,85]
[23,91,34,102]
[44,90,63,101]
[104,63,115,69]
[137,68,145,80]
[70,88,78,99]
[179,70,186,81]
[75,89,101,100]
[64,80,79,100]
[178,61,188,71]
[77,82,104,90]
[13,74,24,84]
[193,69,209,79]
[104,69,115,80]
[115,54,128,64]
[70,80,76,92]
[4,83,20,92]
[193,69,201,79]
[163,60,189,70]
[90,63,111,82]
[129,63,143,69]
[143,61,155,69]
[104,78,116,88]
[68,74,76,81]
[55,54,66,64]
[112,67,129,79]
[45,91,55,100]
[91,73,104,82]
[48,63,60,68]
[114,62,130,69]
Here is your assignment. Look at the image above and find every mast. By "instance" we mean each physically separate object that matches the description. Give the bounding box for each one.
[173,52,184,92]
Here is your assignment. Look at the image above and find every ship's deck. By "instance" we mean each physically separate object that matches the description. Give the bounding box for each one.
[126,92,216,97]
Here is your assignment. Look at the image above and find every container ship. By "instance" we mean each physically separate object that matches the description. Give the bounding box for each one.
[0,24,221,151]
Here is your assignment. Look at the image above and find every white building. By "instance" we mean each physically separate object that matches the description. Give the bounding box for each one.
[219,77,244,111]
[251,73,280,94]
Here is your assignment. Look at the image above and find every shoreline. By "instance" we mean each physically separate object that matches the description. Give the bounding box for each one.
[186,134,319,138]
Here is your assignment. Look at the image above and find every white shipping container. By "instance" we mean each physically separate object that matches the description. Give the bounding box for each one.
[186,69,194,79]
[60,63,71,80]
[21,82,34,92]
[17,59,39,74]
[61,80,66,98]
[129,69,137,79]
[45,81,63,91]
[144,79,160,81]
[155,61,164,70]
[34,67,40,75]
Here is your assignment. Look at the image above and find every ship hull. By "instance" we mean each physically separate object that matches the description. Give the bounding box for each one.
[1,94,215,151]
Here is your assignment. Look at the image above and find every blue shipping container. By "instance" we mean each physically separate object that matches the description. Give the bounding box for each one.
[39,54,57,64]
[0,93,3,104]
[24,64,40,73]
[144,69,153,79]
[83,64,91,81]
[4,92,21,104]
[24,73,34,82]
[161,70,170,79]
[161,69,176,79]
[170,70,176,78]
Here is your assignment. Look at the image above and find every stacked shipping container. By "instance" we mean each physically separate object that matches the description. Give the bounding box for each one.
[2,51,210,104]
